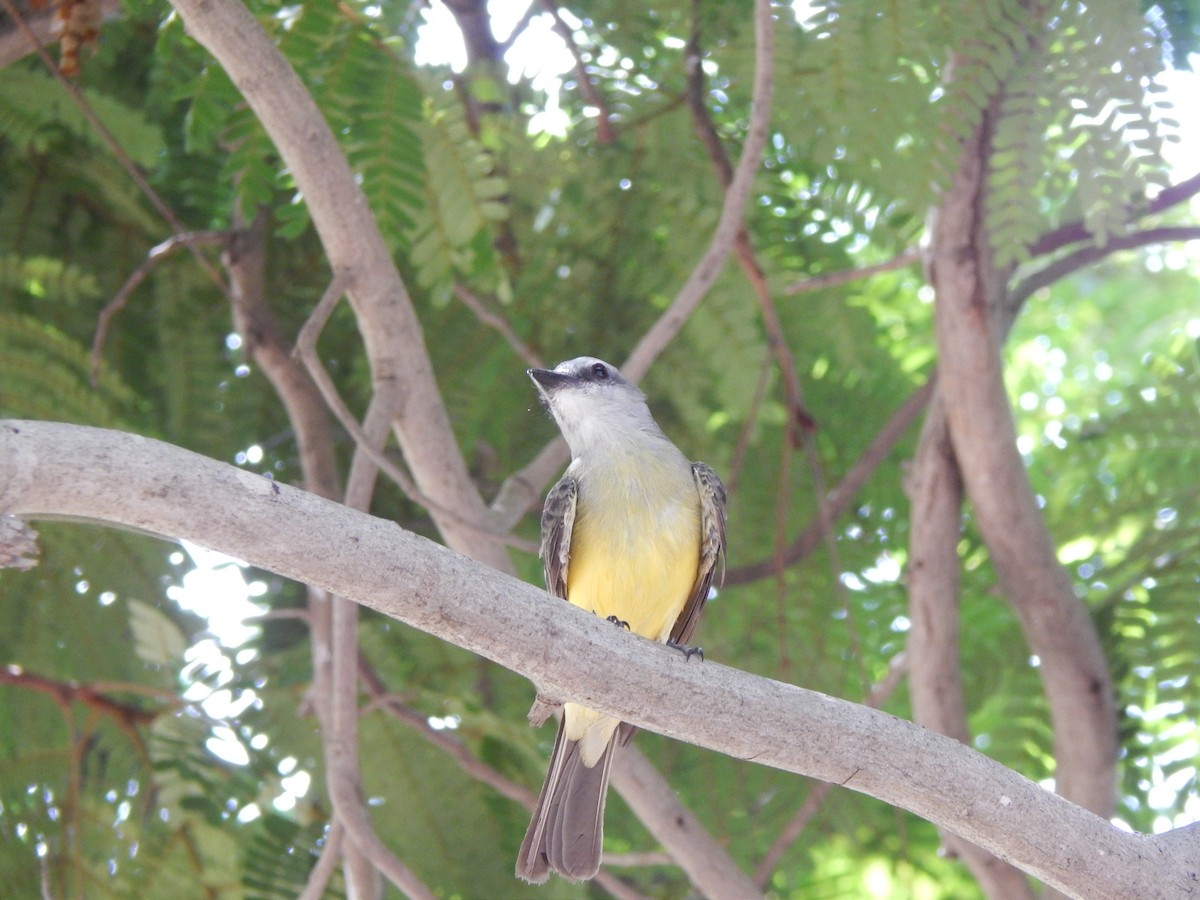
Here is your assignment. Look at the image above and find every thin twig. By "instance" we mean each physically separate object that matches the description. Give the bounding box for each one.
[540,0,615,143]
[1027,171,1200,258]
[325,397,435,899]
[684,3,813,446]
[1008,225,1200,319]
[91,230,229,384]
[621,0,774,383]
[298,819,345,900]
[356,657,643,900]
[782,246,923,295]
[452,282,543,369]
[0,0,229,302]
[357,657,537,807]
[483,2,773,532]
[0,664,168,728]
[726,376,936,585]
[294,275,537,552]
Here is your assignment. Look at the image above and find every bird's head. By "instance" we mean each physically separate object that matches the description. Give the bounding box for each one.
[528,357,656,454]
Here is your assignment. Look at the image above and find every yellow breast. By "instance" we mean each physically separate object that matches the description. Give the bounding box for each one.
[565,454,701,643]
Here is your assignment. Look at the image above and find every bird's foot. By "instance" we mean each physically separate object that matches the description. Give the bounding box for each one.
[667,640,704,661]
[606,615,630,630]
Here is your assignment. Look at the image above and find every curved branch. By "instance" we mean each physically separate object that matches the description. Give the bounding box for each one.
[1027,172,1200,258]
[1008,225,1200,316]
[622,0,774,382]
[3,419,1197,899]
[168,0,508,570]
[930,87,1117,819]
[725,377,934,585]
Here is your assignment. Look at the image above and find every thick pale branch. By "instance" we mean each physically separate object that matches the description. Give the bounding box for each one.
[169,0,507,569]
[610,748,761,898]
[931,95,1117,818]
[2,420,1196,900]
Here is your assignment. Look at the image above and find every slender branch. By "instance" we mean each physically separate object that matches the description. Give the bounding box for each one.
[298,819,345,900]
[323,397,436,899]
[684,3,813,445]
[293,276,536,552]
[1008,225,1200,316]
[452,282,543,369]
[357,657,537,808]
[486,0,772,535]
[753,652,907,886]
[0,0,230,301]
[540,0,615,143]
[611,747,763,898]
[783,246,923,295]
[621,0,774,382]
[357,657,643,900]
[92,230,230,385]
[725,376,935,585]
[0,664,166,728]
[904,400,1032,896]
[1027,171,1200,258]
[7,420,1197,899]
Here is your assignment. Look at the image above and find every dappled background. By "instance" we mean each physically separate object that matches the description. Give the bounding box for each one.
[1,0,1198,896]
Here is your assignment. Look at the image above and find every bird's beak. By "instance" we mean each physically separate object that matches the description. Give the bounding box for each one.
[528,368,573,394]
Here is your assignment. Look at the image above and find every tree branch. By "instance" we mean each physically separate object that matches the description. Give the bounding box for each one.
[753,653,907,886]
[1008,225,1200,316]
[725,376,934,585]
[92,230,230,384]
[611,747,762,898]
[1027,172,1200,258]
[930,76,1117,819]
[684,3,813,444]
[168,0,509,570]
[0,664,166,729]
[1,0,230,299]
[622,0,774,382]
[540,0,615,143]
[4,420,1197,899]
[782,246,923,295]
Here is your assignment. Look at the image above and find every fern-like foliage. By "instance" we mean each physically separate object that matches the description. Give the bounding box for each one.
[407,97,509,306]
[0,312,134,424]
[0,69,164,167]
[166,0,427,242]
[787,0,1179,263]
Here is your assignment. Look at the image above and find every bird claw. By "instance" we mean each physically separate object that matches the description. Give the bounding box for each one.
[606,615,630,630]
[667,640,703,661]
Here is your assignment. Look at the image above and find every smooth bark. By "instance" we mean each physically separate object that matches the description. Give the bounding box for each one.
[2,420,1195,900]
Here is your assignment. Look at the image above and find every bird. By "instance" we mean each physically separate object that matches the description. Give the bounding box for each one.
[516,356,727,883]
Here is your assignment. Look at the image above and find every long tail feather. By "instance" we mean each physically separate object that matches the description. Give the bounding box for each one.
[516,720,617,883]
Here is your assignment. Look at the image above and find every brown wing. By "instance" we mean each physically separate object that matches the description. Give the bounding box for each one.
[669,461,728,646]
[540,475,578,599]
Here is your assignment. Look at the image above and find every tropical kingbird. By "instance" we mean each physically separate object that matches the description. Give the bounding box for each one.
[516,356,727,883]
